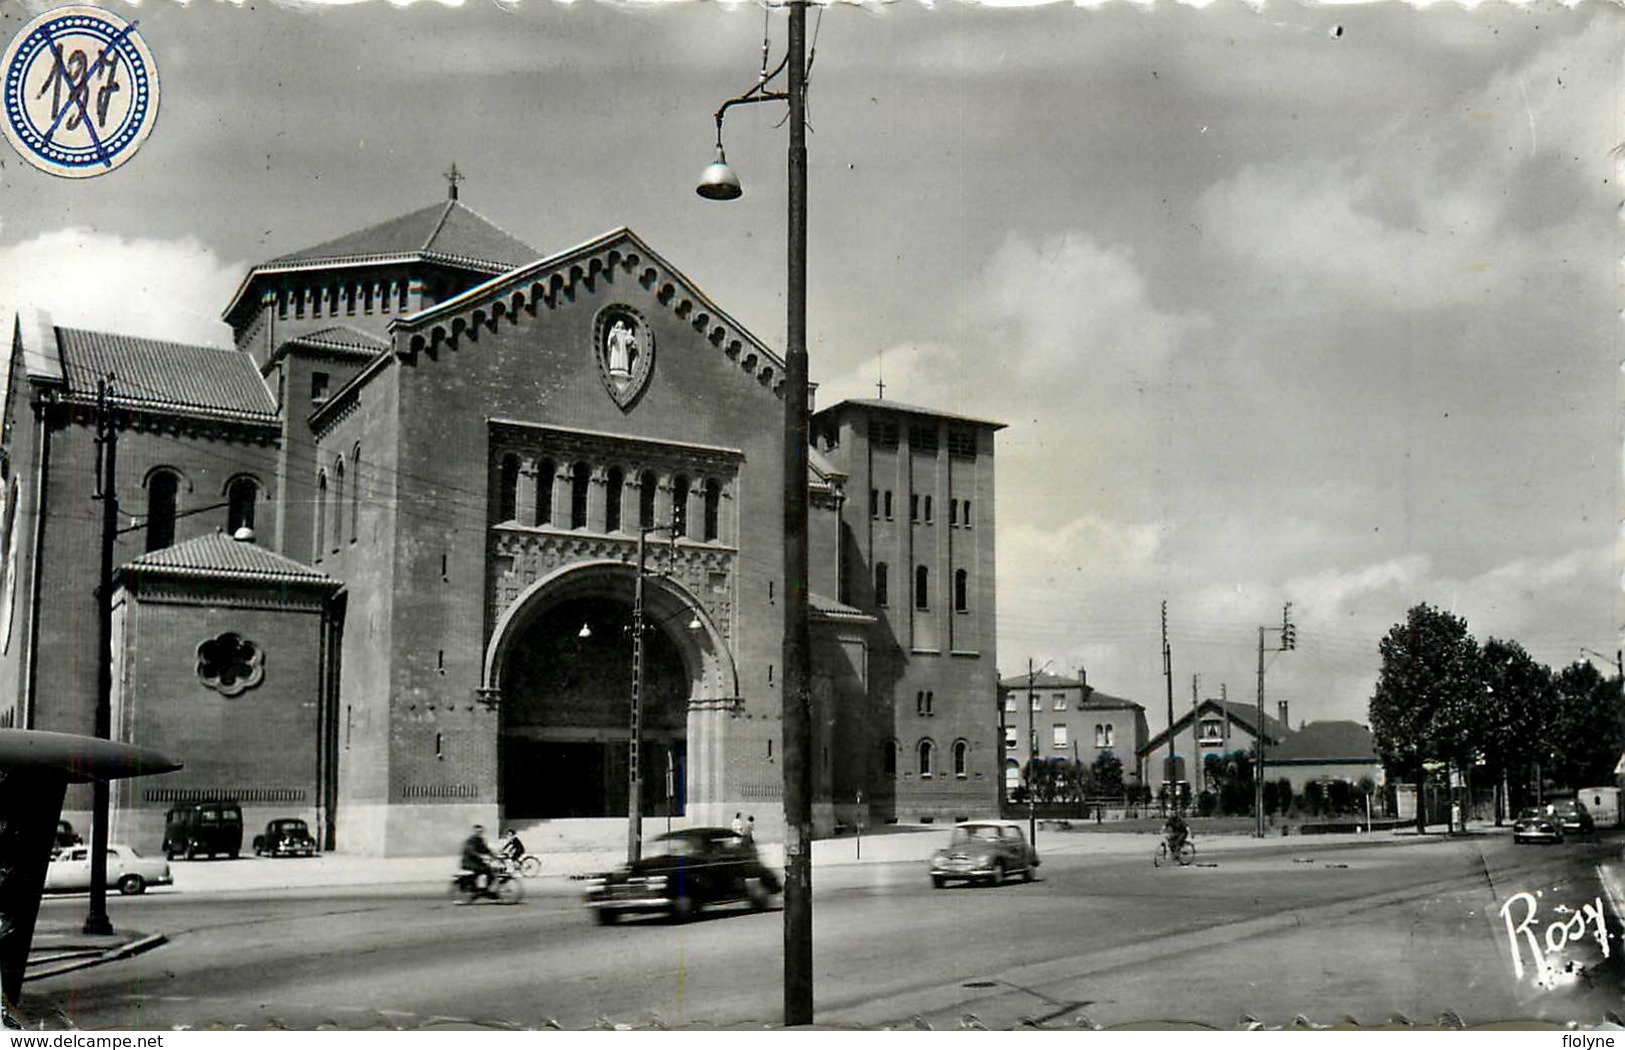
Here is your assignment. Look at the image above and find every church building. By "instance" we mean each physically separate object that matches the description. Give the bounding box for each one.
[0,188,1003,855]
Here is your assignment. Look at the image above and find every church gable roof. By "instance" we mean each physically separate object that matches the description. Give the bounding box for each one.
[54,328,278,424]
[127,532,334,586]
[282,325,390,359]
[268,200,537,272]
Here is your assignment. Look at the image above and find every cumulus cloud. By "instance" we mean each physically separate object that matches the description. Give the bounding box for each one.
[0,229,244,348]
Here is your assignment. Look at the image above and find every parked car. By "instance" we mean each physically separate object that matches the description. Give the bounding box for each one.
[163,800,243,860]
[1513,808,1564,845]
[929,820,1039,887]
[45,845,172,895]
[252,818,317,857]
[1550,798,1595,838]
[584,827,781,924]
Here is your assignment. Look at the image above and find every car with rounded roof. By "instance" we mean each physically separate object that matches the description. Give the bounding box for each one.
[45,844,172,895]
[929,820,1039,887]
[584,827,780,924]
[1512,807,1563,845]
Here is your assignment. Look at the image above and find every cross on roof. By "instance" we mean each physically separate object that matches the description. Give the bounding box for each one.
[875,377,886,399]
[444,163,465,201]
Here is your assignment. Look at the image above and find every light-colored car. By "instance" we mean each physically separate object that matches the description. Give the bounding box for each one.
[1512,808,1563,845]
[45,844,173,895]
[929,820,1039,887]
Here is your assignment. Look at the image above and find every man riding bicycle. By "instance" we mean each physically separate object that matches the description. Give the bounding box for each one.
[1163,811,1190,855]
[461,824,497,892]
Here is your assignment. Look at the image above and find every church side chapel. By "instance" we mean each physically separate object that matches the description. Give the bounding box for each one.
[0,178,1003,854]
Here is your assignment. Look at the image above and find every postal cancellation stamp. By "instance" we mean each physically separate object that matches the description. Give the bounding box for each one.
[1,5,159,178]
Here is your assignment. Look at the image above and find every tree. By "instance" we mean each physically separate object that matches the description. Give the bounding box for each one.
[1092,750,1124,798]
[1479,638,1555,818]
[1369,603,1485,833]
[1549,661,1624,792]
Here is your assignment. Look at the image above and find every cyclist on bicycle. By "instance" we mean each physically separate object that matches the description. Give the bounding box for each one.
[498,828,526,864]
[1163,811,1190,855]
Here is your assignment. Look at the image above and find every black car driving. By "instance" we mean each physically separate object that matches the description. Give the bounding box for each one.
[584,827,781,924]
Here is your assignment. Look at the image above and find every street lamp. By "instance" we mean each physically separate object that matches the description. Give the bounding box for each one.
[696,1,813,1026]
[1024,658,1052,848]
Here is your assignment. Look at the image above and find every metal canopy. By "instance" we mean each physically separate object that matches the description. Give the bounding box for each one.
[0,730,180,782]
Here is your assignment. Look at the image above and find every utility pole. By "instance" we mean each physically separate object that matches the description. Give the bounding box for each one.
[1191,673,1201,804]
[1254,602,1296,838]
[85,377,118,936]
[1162,601,1174,815]
[1027,657,1038,848]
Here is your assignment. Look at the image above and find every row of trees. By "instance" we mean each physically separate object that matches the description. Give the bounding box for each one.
[1011,750,1126,804]
[1368,602,1624,831]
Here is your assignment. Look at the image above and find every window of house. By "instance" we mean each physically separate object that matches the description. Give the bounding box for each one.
[605,467,624,533]
[146,469,179,553]
[226,477,257,534]
[924,496,933,524]
[882,740,897,777]
[954,569,969,613]
[1031,693,1042,712]
[1053,724,1068,749]
[570,462,591,529]
[949,499,959,526]
[910,493,919,523]
[703,479,721,542]
[497,454,519,522]
[311,371,329,401]
[311,471,325,562]
[537,459,556,526]
[918,740,933,778]
[874,562,888,608]
[1052,693,1067,711]
[1003,694,1015,712]
[331,459,344,554]
[869,488,879,519]
[672,474,690,537]
[909,425,938,455]
[948,429,977,459]
[1199,718,1225,743]
[914,566,929,610]
[1095,724,1115,749]
[883,490,894,520]
[963,500,973,528]
[639,471,657,529]
[1004,726,1018,750]
[953,741,968,778]
[350,444,361,543]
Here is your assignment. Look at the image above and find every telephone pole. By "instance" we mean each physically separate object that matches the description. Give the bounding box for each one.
[85,377,118,936]
[1162,601,1174,813]
[1254,602,1296,838]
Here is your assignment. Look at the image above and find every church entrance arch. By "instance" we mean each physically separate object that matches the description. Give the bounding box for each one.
[485,562,732,821]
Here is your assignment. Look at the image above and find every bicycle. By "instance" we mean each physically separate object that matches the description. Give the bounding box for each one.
[1153,837,1196,867]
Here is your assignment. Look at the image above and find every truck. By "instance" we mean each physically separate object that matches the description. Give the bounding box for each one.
[1578,786,1621,829]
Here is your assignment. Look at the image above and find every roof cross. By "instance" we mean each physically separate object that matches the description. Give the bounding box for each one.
[444,163,465,201]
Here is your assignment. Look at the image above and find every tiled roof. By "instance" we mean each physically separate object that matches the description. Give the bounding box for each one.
[268,200,537,272]
[128,532,334,586]
[283,325,389,357]
[815,398,1006,431]
[1000,671,1081,690]
[809,592,875,624]
[55,328,278,423]
[1139,699,1292,757]
[1267,721,1379,763]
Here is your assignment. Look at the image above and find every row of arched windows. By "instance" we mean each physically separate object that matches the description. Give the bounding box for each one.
[494,454,726,543]
[881,738,970,779]
[872,563,972,613]
[142,469,260,554]
[313,444,362,562]
[278,279,410,321]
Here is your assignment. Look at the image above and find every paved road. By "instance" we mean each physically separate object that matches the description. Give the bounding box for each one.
[22,830,1625,1030]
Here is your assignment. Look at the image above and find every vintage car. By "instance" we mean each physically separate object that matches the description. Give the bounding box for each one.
[1512,808,1564,845]
[45,844,172,895]
[584,827,781,924]
[929,820,1039,887]
[163,800,243,860]
[1549,798,1595,838]
[252,818,318,857]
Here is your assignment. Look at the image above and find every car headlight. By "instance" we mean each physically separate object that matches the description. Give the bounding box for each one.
[974,853,994,866]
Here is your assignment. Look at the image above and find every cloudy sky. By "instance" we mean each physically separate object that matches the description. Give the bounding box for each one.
[1,0,1619,735]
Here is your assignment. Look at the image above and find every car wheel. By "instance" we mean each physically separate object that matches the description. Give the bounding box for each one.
[594,908,619,925]
[494,877,524,905]
[117,874,146,896]
[185,842,198,861]
[1021,863,1034,883]
[930,875,946,889]
[228,848,239,860]
[669,895,696,923]
[987,861,1004,886]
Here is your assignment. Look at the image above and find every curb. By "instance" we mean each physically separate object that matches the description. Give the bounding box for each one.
[25,933,168,983]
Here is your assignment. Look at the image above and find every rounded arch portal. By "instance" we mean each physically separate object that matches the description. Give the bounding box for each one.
[483,561,736,820]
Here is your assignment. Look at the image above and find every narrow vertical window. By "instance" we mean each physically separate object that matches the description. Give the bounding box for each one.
[639,471,657,530]
[953,741,968,778]
[671,474,690,537]
[874,562,889,608]
[954,569,969,613]
[536,459,555,526]
[605,466,624,533]
[869,488,879,519]
[350,444,361,543]
[312,471,327,562]
[950,499,959,526]
[963,500,973,528]
[918,740,934,777]
[570,462,591,529]
[146,470,179,553]
[703,479,721,542]
[227,477,257,534]
[914,565,930,610]
[311,371,330,402]
[497,454,520,522]
[883,491,893,520]
[924,496,933,524]
[331,459,344,553]
[882,741,897,777]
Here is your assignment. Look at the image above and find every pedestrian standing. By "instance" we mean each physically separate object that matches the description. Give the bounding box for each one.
[743,815,755,843]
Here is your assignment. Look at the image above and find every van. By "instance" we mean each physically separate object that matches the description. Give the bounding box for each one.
[1579,787,1622,829]
[163,800,244,860]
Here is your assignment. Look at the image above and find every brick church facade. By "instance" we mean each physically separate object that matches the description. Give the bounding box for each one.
[0,191,1002,855]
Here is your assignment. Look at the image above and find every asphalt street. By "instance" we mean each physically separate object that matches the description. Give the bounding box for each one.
[20,828,1625,1031]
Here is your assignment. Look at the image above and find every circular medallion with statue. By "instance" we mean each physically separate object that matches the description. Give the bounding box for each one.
[594,305,654,410]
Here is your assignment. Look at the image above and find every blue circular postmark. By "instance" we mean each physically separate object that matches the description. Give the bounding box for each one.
[2,6,159,178]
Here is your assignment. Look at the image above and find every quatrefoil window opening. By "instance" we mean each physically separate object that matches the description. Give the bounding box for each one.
[196,632,265,697]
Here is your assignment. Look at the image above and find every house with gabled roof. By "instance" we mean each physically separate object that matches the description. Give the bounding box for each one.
[1138,698,1293,793]
[1261,720,1385,800]
[997,670,1148,796]
[2,185,1004,854]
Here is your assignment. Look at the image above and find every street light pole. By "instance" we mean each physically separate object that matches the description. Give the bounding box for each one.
[85,377,118,937]
[628,518,677,866]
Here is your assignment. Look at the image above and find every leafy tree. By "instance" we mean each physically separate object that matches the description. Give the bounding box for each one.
[1369,603,1485,832]
[1275,778,1294,816]
[1304,780,1325,817]
[1092,750,1125,797]
[1479,638,1555,816]
[1548,661,1624,791]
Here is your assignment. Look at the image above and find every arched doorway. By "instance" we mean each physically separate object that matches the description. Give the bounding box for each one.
[485,562,734,821]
